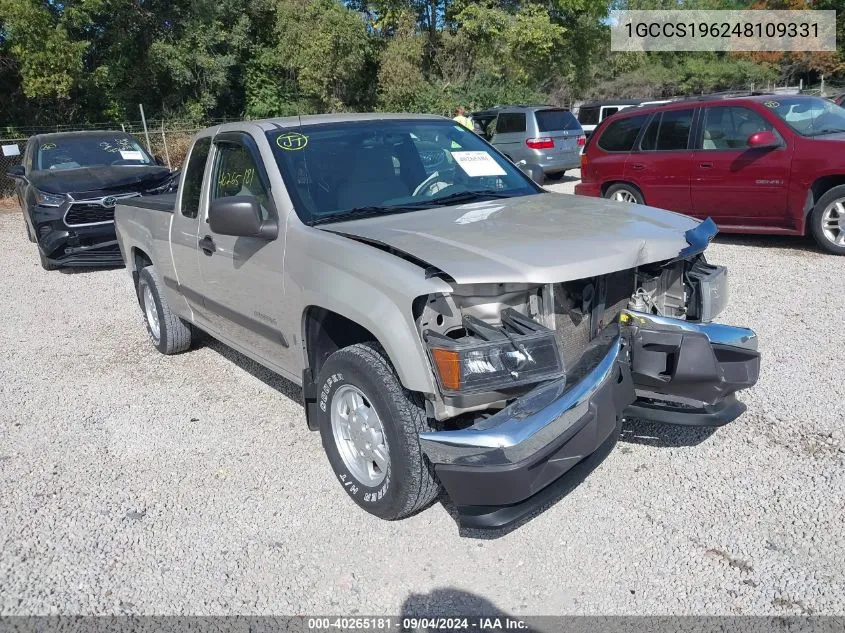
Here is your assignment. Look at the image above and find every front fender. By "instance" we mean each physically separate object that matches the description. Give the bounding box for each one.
[289,225,453,393]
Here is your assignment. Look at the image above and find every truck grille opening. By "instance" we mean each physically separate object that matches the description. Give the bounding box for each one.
[548,269,635,370]
[65,205,115,226]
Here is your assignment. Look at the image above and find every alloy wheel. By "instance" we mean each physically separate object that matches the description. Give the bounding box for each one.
[821,199,845,247]
[612,190,638,203]
[330,385,389,486]
[142,285,161,342]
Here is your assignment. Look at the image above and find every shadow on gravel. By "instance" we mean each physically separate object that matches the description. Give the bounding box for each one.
[619,419,717,448]
[546,173,580,185]
[58,264,124,275]
[198,335,302,403]
[401,588,509,617]
[713,233,822,255]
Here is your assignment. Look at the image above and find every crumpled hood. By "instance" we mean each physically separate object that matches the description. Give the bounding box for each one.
[319,192,703,284]
[28,165,174,198]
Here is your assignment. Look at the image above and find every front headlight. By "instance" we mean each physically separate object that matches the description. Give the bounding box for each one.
[34,189,67,207]
[425,310,564,395]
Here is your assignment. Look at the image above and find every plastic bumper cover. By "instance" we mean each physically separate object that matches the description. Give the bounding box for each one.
[420,328,634,529]
[37,221,123,268]
[573,182,601,197]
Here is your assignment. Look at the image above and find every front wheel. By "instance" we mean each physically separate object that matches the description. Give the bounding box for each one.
[316,342,441,520]
[809,185,845,255]
[604,183,644,205]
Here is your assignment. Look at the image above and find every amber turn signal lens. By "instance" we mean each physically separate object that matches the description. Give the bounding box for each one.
[580,154,588,168]
[431,348,461,391]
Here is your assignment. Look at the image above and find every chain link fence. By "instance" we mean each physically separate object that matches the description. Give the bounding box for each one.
[0,139,27,198]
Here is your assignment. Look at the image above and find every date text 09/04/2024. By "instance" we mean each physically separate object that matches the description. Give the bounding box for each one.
[307,617,529,631]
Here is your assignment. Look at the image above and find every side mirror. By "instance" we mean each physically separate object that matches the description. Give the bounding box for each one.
[6,165,25,179]
[154,155,166,166]
[208,196,278,240]
[747,131,781,149]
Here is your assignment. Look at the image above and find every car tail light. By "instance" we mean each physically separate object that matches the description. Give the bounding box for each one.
[526,137,554,150]
[580,154,588,168]
[577,135,586,147]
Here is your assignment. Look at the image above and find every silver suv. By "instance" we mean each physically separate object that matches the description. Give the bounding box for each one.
[473,105,585,184]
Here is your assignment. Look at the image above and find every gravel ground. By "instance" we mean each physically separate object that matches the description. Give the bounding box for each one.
[1,174,844,616]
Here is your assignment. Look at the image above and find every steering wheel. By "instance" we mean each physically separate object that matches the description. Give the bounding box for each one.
[110,158,141,166]
[413,171,453,197]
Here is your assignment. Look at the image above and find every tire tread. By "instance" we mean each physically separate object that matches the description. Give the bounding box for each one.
[324,342,440,519]
[139,265,192,354]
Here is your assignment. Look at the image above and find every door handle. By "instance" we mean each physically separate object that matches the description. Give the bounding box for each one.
[699,162,714,168]
[630,163,646,171]
[199,235,216,256]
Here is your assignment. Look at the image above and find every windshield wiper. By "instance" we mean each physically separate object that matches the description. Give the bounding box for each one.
[309,191,519,225]
[416,190,517,207]
[809,128,845,136]
[310,204,426,226]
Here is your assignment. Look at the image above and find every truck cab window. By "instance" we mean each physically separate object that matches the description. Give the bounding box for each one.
[211,143,270,220]
[180,137,211,218]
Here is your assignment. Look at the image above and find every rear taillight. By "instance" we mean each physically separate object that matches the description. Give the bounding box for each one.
[577,135,586,147]
[526,137,554,150]
[580,154,588,169]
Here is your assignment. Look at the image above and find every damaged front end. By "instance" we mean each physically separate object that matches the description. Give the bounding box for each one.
[415,243,759,528]
[29,177,178,268]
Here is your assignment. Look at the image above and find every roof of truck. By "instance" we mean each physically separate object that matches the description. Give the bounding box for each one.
[206,113,448,135]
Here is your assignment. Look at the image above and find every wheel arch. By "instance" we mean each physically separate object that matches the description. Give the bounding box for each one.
[601,180,645,201]
[805,175,845,232]
[300,305,433,431]
[130,247,153,297]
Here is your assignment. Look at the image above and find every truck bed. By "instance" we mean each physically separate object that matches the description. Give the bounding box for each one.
[124,192,177,213]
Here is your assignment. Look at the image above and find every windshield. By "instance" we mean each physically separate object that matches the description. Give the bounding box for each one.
[36,134,154,171]
[766,97,845,137]
[267,119,541,225]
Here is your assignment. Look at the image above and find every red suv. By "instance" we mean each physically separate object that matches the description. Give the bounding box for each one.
[575,94,845,254]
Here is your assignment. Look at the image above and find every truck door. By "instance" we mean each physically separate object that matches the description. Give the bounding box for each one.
[168,136,212,324]
[196,131,288,366]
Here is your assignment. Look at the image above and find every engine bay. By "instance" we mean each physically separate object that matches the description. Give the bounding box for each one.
[416,254,728,416]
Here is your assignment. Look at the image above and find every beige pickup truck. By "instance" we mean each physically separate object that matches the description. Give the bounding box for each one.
[114,114,760,529]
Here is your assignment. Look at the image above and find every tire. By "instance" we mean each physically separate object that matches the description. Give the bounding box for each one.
[137,265,192,354]
[604,183,644,205]
[316,342,441,520]
[38,248,59,271]
[809,185,845,255]
[546,171,566,181]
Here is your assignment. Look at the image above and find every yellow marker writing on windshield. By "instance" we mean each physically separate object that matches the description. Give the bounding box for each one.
[276,132,308,151]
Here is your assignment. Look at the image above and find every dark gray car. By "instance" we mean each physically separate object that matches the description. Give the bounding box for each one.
[473,105,585,184]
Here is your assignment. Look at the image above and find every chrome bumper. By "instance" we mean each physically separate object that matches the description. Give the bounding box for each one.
[420,312,760,527]
[419,331,628,468]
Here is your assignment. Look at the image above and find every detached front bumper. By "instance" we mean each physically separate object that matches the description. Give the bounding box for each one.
[33,207,123,268]
[420,312,760,529]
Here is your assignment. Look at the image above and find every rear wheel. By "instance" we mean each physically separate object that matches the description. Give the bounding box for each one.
[604,183,644,205]
[546,171,566,181]
[137,265,192,354]
[809,185,845,255]
[316,342,441,520]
